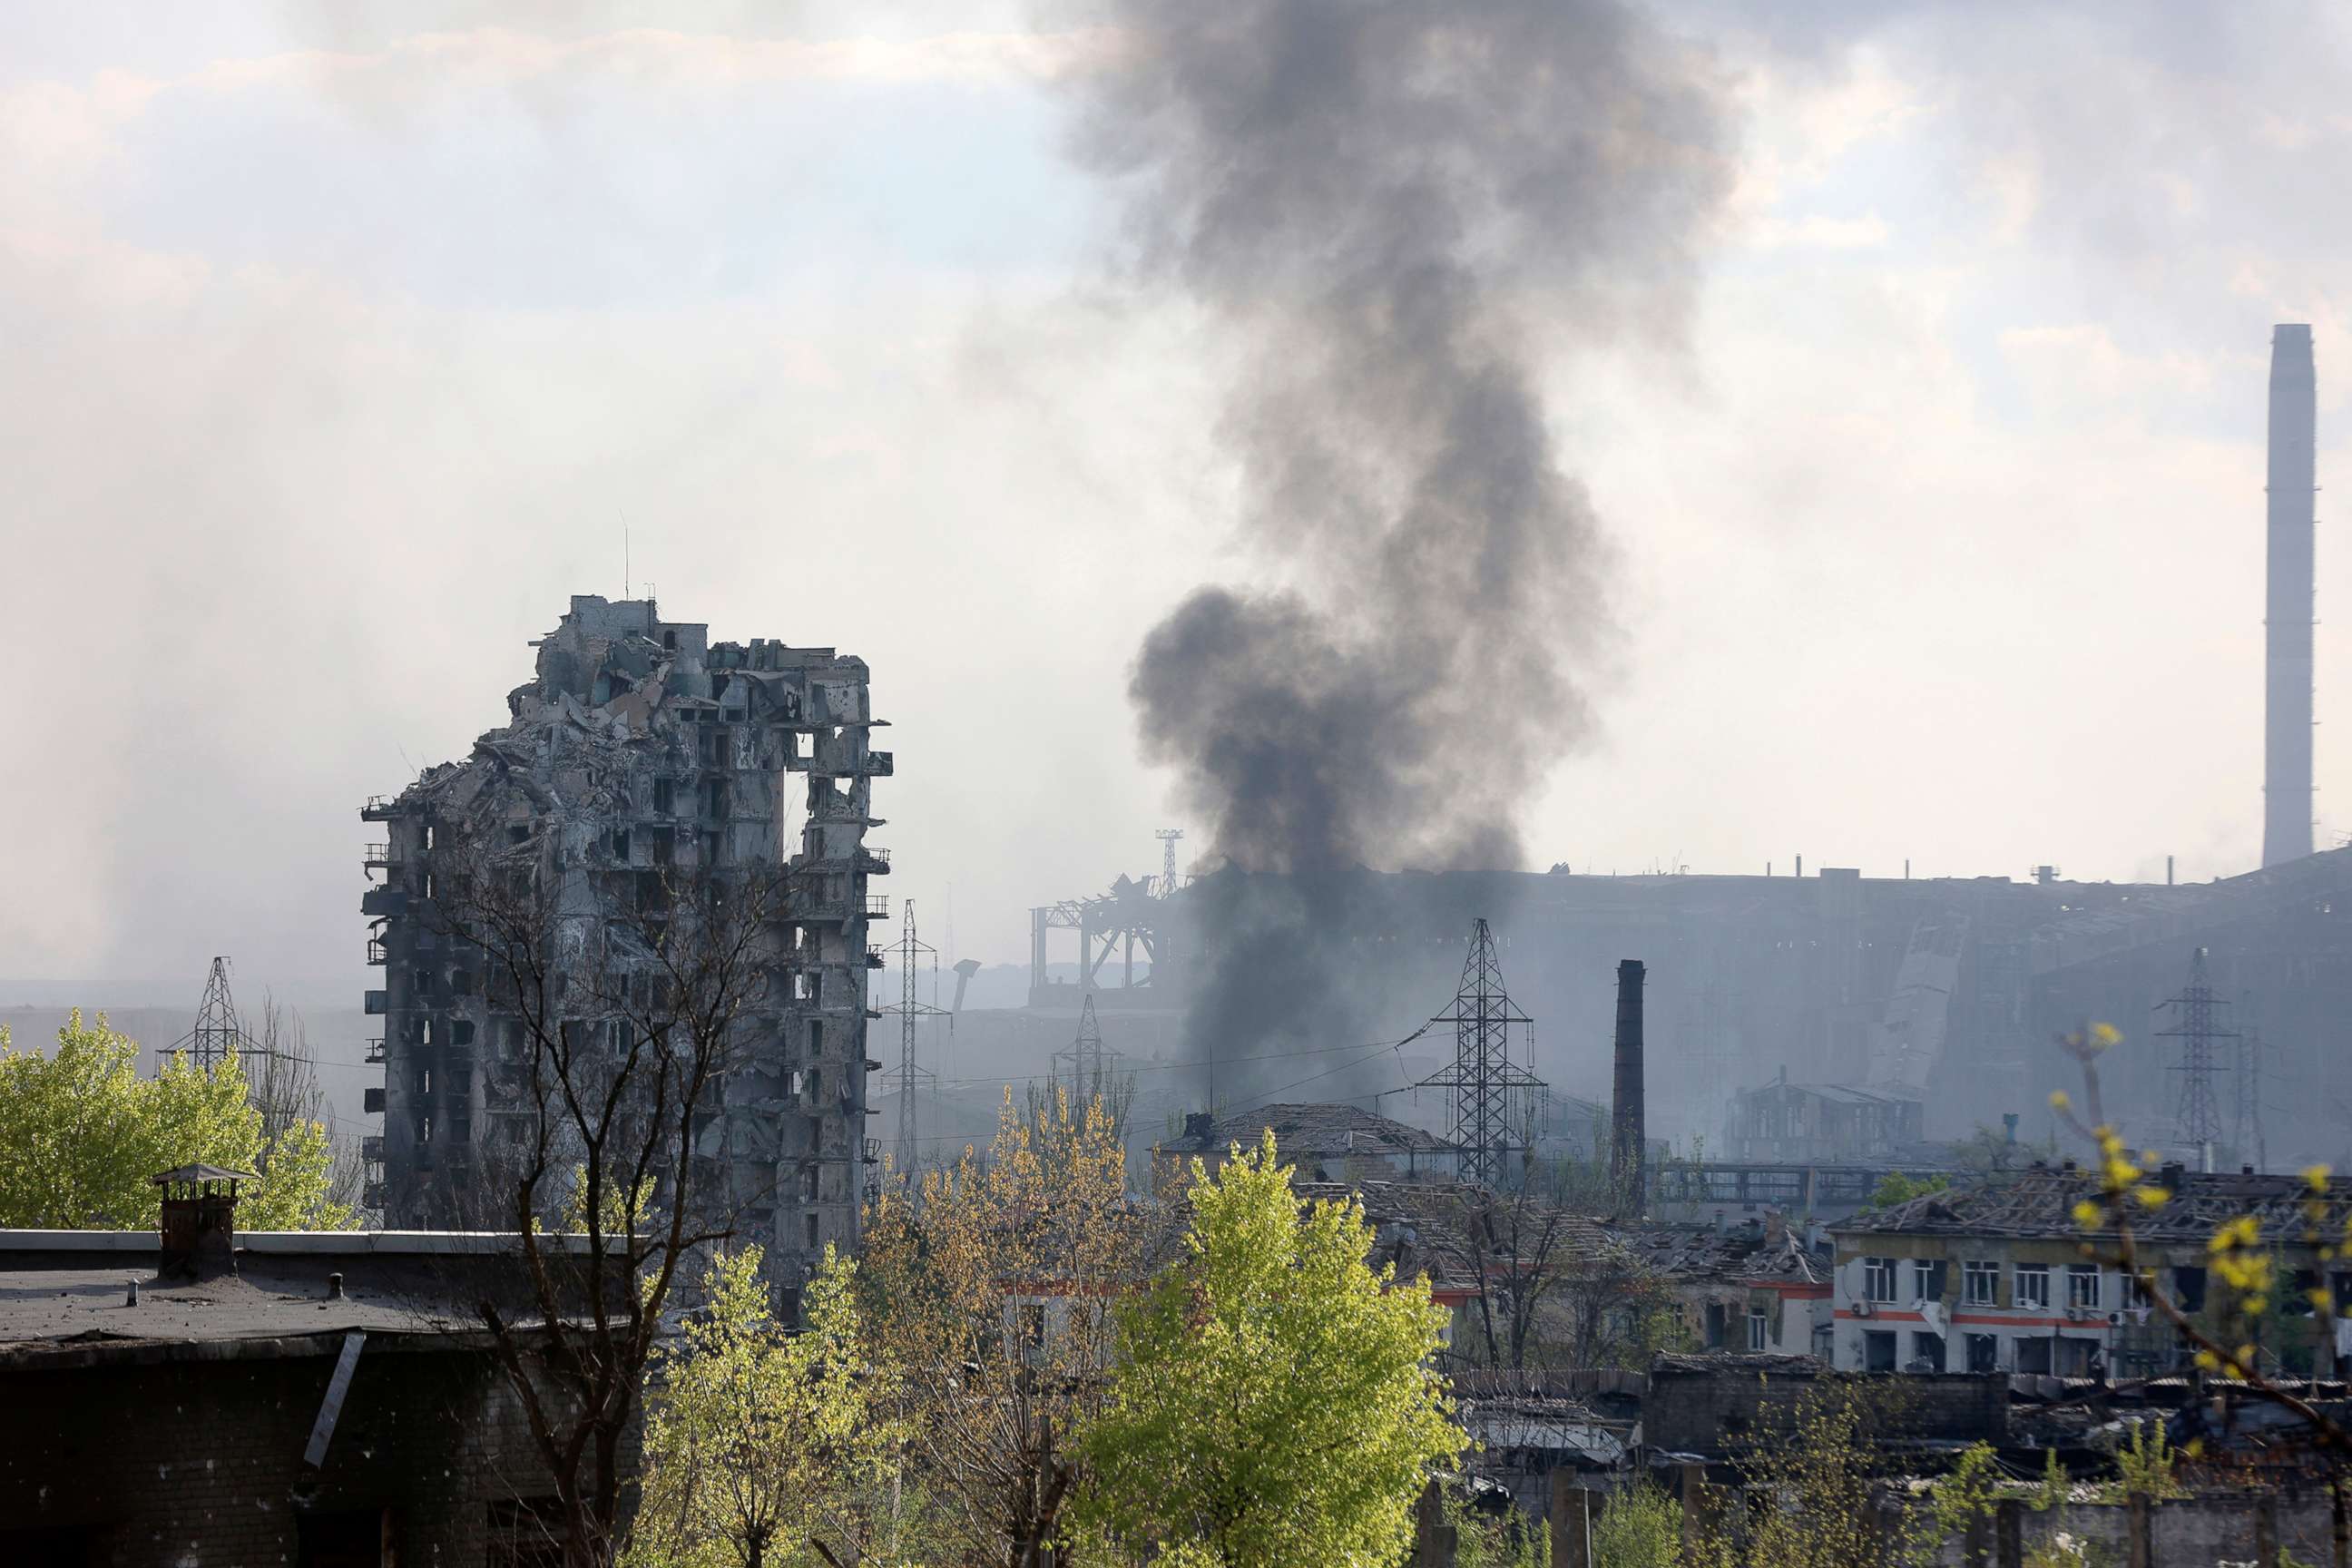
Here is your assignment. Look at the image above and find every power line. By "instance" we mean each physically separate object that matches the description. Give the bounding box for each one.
[1208,1023,1434,1122]
[912,1032,1431,1090]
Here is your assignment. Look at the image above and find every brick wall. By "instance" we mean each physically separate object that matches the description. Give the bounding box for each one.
[0,1339,637,1567]
[1904,1490,2338,1566]
[1644,1357,2008,1455]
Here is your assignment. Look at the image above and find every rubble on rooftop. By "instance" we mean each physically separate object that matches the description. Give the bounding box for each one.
[362,595,888,1272]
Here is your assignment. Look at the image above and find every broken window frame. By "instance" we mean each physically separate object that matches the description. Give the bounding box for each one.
[2014,1264,2051,1311]
[2065,1264,2102,1311]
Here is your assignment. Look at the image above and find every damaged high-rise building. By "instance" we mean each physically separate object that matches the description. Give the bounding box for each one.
[360,595,888,1270]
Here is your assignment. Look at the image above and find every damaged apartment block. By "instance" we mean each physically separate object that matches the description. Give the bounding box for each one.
[361,595,889,1274]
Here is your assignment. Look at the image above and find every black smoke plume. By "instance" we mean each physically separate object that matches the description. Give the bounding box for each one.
[1076,0,1731,1083]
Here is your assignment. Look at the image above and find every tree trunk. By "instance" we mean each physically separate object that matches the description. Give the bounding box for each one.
[2124,1490,2151,1568]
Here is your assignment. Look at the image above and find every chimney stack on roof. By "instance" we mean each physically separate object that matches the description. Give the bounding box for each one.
[154,1164,253,1282]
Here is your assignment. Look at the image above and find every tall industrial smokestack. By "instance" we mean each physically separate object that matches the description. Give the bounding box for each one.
[1611,959,1646,1220]
[2265,323,2317,867]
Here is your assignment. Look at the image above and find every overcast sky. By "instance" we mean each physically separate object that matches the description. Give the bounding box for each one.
[5,2,2349,1008]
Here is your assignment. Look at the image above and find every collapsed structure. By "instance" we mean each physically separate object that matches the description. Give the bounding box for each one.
[362,596,887,1271]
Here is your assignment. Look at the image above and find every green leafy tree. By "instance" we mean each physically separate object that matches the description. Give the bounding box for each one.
[860,1087,1145,1566]
[1722,1381,1923,1568]
[2032,1446,2068,1512]
[0,1011,350,1230]
[1952,1122,2056,1179]
[1864,1171,1950,1210]
[1931,1441,2003,1549]
[1444,1488,1547,1568]
[2105,1416,2183,1503]
[631,1245,897,1568]
[1073,1131,1465,1567]
[1588,1480,1680,1568]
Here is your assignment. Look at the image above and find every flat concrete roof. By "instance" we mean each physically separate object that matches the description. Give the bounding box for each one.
[0,1268,475,1366]
[0,1230,618,1256]
[0,1231,626,1367]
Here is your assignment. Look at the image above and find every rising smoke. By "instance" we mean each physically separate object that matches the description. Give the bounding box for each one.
[1087,0,1731,879]
[1073,0,1733,1080]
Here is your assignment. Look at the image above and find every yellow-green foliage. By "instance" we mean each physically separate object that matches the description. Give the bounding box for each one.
[2107,1417,2183,1501]
[2023,1532,2112,1568]
[1589,1480,1680,1568]
[1074,1131,1466,1568]
[0,1011,350,1230]
[1867,1170,1952,1210]
[1932,1442,2003,1543]
[2034,1446,2068,1512]
[630,1245,899,1568]
[1729,1382,1926,1568]
[1444,1490,1547,1568]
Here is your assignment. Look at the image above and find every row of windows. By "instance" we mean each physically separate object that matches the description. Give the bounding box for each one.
[1860,1256,2150,1311]
[1863,1328,2105,1377]
[400,1010,834,1066]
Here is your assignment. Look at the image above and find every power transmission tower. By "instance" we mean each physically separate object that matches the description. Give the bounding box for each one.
[1414,919,1546,1188]
[877,902,944,1182]
[2230,986,2262,1169]
[2234,1019,2269,1174]
[173,956,258,1074]
[1051,992,1125,1109]
[1155,828,1184,897]
[2154,947,2238,1170]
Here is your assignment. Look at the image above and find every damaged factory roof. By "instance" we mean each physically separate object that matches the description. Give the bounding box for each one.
[1603,1218,1832,1288]
[1838,1165,2352,1245]
[1291,1179,1623,1297]
[1165,1102,1458,1161]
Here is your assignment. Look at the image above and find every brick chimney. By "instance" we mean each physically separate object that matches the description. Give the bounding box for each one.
[1611,959,1647,1220]
[154,1164,254,1281]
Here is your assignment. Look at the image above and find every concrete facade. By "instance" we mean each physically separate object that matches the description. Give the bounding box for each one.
[363,595,887,1276]
[1641,1354,2007,1456]
[1830,1166,2352,1377]
[1032,853,2352,1165]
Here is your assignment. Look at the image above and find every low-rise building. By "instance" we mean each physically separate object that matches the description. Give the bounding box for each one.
[1155,1102,1462,1187]
[1605,1217,1835,1357]
[1829,1163,2352,1377]
[0,1170,636,1567]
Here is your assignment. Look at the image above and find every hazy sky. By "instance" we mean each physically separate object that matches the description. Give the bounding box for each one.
[5,2,2349,1007]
